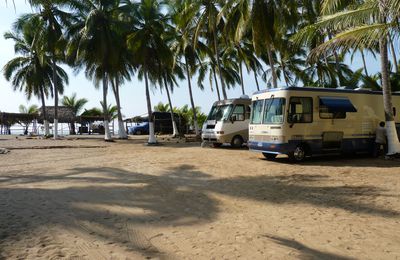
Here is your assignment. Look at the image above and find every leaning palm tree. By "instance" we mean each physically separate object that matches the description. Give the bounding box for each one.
[61,93,88,135]
[3,17,68,136]
[294,0,400,155]
[170,0,206,136]
[126,0,171,144]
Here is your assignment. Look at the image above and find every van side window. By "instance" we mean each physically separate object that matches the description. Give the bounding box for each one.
[231,105,245,121]
[288,97,313,123]
[251,100,264,124]
[245,105,251,120]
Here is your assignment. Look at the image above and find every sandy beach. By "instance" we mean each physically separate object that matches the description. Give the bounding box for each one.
[0,135,399,259]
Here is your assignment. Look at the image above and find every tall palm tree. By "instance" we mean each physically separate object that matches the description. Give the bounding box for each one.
[170,0,206,136]
[190,0,229,99]
[61,93,88,135]
[3,17,67,136]
[25,0,78,139]
[295,0,400,155]
[126,0,171,144]
[67,0,125,141]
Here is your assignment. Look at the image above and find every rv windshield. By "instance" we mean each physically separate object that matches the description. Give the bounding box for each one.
[207,105,233,122]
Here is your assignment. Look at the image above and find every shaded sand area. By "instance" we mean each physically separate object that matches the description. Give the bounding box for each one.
[0,136,399,259]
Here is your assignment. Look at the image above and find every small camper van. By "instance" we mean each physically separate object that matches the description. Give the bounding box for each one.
[248,87,400,161]
[202,97,251,148]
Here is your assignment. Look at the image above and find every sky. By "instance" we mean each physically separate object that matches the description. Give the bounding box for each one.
[0,1,383,119]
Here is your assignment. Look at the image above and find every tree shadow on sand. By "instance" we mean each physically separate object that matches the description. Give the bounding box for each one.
[263,235,357,260]
[0,164,398,258]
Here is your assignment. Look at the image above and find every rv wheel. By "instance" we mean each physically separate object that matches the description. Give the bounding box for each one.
[212,143,223,148]
[263,153,277,160]
[231,136,244,148]
[289,145,307,162]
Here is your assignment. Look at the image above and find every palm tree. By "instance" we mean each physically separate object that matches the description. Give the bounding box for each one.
[126,0,171,144]
[18,104,39,135]
[61,93,88,135]
[25,0,78,139]
[67,0,125,141]
[170,0,206,136]
[3,17,67,136]
[295,0,400,155]
[189,0,229,99]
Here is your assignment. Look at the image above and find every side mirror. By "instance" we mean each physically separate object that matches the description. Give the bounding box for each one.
[230,115,236,123]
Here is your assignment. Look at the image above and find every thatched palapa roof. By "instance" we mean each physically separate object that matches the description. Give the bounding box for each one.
[0,112,38,126]
[39,106,75,123]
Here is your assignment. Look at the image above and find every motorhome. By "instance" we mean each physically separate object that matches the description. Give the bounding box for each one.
[202,97,251,148]
[248,87,400,161]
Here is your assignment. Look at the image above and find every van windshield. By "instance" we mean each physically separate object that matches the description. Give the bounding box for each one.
[207,105,233,122]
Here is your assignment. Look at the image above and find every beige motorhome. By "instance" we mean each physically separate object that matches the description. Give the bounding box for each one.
[249,87,400,161]
[202,97,251,148]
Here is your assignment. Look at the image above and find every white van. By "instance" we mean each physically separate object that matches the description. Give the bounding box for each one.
[249,87,400,161]
[202,97,251,148]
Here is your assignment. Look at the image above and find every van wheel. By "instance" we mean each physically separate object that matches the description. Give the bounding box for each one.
[212,143,222,148]
[231,136,244,148]
[289,145,307,162]
[263,153,277,160]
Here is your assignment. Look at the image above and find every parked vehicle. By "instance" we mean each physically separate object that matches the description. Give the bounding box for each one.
[128,122,149,135]
[202,96,251,148]
[248,87,400,161]
[127,112,186,135]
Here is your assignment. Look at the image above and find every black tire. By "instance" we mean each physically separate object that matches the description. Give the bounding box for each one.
[212,143,223,148]
[289,145,307,162]
[231,136,244,148]
[263,153,277,160]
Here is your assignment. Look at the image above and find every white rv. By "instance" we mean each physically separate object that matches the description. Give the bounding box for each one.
[202,97,251,148]
[249,87,400,161]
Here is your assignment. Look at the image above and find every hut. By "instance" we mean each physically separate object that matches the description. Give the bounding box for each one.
[38,106,75,123]
[0,112,38,135]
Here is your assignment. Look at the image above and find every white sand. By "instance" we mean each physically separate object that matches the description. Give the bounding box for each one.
[0,136,399,259]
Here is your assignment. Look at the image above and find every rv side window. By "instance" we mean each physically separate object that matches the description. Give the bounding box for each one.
[251,100,264,124]
[319,106,346,119]
[288,97,313,123]
[231,105,245,121]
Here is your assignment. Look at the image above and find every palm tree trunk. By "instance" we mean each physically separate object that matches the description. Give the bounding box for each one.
[213,27,227,99]
[254,69,260,91]
[52,57,58,139]
[185,57,199,136]
[163,77,179,137]
[145,71,157,144]
[380,35,400,155]
[212,66,221,100]
[111,77,128,139]
[39,86,49,136]
[360,49,369,76]
[102,73,112,141]
[239,62,245,95]
[389,35,398,73]
[266,44,278,88]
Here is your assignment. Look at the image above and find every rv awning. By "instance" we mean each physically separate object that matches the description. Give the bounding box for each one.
[319,97,357,113]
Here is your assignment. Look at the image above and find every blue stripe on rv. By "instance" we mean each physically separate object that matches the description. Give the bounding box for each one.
[248,138,375,155]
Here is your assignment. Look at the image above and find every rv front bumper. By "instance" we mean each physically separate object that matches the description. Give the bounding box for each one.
[248,141,294,154]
